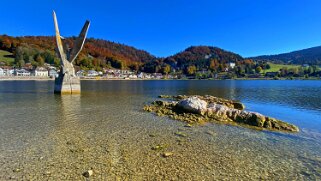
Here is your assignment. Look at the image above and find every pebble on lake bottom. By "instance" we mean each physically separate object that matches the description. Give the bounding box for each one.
[162,152,174,157]
[82,170,93,178]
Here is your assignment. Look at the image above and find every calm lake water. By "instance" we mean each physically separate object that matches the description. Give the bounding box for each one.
[0,80,320,180]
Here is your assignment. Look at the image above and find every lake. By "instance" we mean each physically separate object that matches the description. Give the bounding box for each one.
[0,80,320,180]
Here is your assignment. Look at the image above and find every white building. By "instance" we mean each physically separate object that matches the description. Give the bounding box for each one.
[229,62,236,69]
[138,72,144,79]
[128,74,138,79]
[6,69,14,76]
[2,69,14,76]
[152,73,163,79]
[87,70,99,77]
[76,70,86,77]
[15,69,31,76]
[120,70,134,75]
[48,69,58,78]
[34,67,48,77]
[105,69,134,75]
[0,68,4,76]
[138,72,152,79]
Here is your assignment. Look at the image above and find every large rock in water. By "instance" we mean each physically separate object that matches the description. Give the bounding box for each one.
[176,97,208,115]
[172,97,299,132]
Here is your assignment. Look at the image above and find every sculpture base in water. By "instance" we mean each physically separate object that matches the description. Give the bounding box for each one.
[54,74,81,94]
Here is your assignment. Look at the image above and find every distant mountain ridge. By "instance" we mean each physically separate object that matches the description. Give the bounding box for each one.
[252,46,321,65]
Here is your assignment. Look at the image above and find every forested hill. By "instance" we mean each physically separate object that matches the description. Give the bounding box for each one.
[0,35,250,74]
[0,35,156,70]
[140,46,250,74]
[165,46,243,66]
[252,46,321,65]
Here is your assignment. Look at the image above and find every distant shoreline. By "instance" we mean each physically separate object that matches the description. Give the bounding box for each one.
[0,77,54,81]
[0,76,320,81]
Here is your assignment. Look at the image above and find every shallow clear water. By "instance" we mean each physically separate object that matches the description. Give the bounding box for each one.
[0,80,320,180]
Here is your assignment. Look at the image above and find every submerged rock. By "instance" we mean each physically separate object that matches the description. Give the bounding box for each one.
[143,95,299,133]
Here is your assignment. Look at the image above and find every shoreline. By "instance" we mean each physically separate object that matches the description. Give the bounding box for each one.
[0,76,320,81]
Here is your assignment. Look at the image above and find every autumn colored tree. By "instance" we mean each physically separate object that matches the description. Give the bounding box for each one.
[162,64,171,75]
[209,59,216,71]
[244,59,253,65]
[186,65,197,75]
[0,38,12,50]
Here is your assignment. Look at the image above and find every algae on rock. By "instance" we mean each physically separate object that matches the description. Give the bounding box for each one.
[144,95,299,133]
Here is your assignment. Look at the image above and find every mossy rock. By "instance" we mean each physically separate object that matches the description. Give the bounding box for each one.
[143,95,299,133]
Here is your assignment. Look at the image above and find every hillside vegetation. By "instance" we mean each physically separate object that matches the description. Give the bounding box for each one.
[0,50,14,66]
[253,46,321,65]
[0,35,155,71]
[1,34,320,79]
[0,35,251,75]
[262,63,300,73]
[143,46,251,75]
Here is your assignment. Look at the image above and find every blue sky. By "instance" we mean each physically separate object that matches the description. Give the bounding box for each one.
[1,0,321,57]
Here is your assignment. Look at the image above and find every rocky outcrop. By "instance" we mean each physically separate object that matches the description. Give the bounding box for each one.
[144,95,299,133]
[176,97,208,115]
[159,95,245,110]
[205,102,298,132]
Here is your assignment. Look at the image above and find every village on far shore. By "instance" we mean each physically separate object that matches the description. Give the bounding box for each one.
[0,61,320,80]
[0,63,169,80]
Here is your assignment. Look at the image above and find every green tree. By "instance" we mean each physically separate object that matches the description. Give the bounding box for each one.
[42,51,55,64]
[298,66,304,76]
[218,64,224,72]
[17,59,25,68]
[80,58,93,69]
[30,60,39,67]
[15,46,24,64]
[35,54,45,66]
[236,65,245,75]
[54,58,61,67]
[312,65,318,72]
[129,63,139,72]
[265,64,271,69]
[255,66,262,73]
[119,61,126,70]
